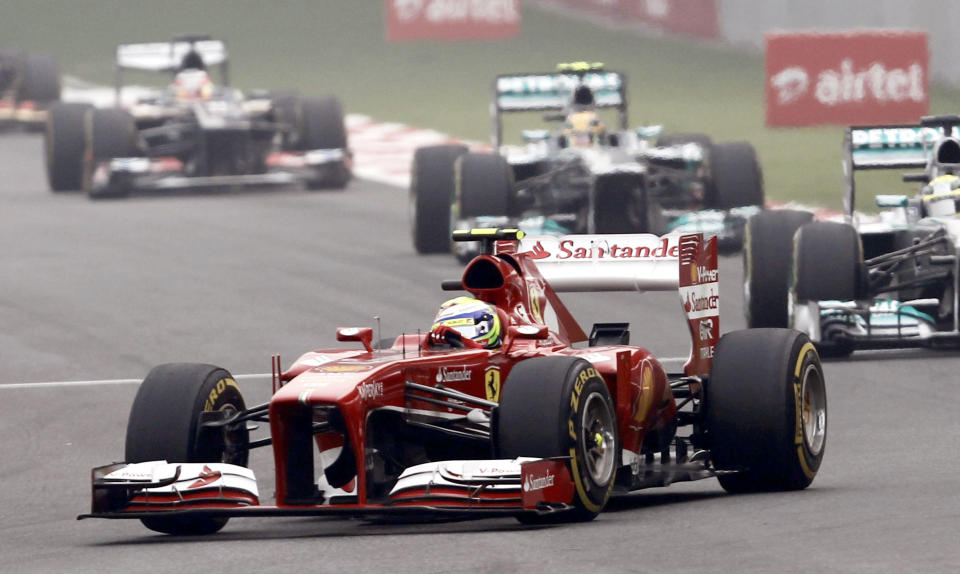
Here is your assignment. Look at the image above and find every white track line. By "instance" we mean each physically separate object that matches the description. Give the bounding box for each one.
[0,359,690,390]
[0,373,270,390]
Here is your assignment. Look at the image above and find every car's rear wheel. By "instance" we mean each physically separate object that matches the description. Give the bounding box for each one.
[709,141,764,210]
[45,102,92,191]
[410,144,468,254]
[456,152,513,218]
[18,52,60,105]
[126,363,249,535]
[497,357,618,523]
[85,108,140,199]
[707,329,826,492]
[743,209,814,328]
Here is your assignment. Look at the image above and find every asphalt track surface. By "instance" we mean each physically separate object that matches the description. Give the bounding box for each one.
[1,133,959,573]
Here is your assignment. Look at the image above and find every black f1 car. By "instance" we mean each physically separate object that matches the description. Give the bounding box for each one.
[410,63,764,259]
[0,49,60,130]
[44,36,351,198]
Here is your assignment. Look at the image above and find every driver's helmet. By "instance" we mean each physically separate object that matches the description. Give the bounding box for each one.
[173,69,214,101]
[562,110,605,148]
[431,296,502,348]
[924,174,959,217]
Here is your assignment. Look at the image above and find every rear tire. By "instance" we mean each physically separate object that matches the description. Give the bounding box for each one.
[126,363,249,535]
[743,209,814,328]
[497,357,618,522]
[45,102,91,191]
[18,53,60,104]
[709,141,764,209]
[456,152,513,218]
[410,144,467,253]
[707,329,826,492]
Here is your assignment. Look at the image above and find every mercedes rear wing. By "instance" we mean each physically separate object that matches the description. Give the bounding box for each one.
[491,69,628,147]
[514,232,718,376]
[843,115,960,217]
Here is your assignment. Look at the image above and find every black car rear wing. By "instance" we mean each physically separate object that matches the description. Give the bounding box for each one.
[114,36,230,104]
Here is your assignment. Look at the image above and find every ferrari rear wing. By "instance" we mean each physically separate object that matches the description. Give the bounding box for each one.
[491,69,628,147]
[843,115,960,217]
[515,232,718,375]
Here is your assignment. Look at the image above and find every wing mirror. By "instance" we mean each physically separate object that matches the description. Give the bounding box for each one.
[336,327,374,352]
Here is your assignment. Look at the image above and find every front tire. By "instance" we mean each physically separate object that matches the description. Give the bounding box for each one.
[126,363,249,535]
[743,209,814,328]
[707,329,826,492]
[456,152,513,218]
[497,357,618,522]
[45,102,92,191]
[297,96,351,190]
[85,108,140,199]
[410,144,468,253]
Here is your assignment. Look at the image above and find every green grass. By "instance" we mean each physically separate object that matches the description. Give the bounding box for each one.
[5,1,960,209]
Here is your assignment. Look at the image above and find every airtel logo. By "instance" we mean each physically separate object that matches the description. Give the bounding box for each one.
[771,59,925,107]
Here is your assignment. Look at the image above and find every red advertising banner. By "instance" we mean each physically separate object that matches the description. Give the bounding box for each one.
[386,0,521,42]
[544,0,718,39]
[766,31,929,127]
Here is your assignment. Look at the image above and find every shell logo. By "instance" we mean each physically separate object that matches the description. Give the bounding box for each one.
[690,263,698,285]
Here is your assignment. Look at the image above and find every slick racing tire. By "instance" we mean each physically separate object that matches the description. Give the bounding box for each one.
[410,144,468,253]
[126,363,249,535]
[45,102,92,191]
[793,221,865,302]
[593,174,660,234]
[85,108,140,199]
[743,209,814,328]
[456,152,513,218]
[497,357,618,523]
[297,96,350,190]
[793,221,865,357]
[707,329,826,492]
[709,141,764,210]
[18,52,60,104]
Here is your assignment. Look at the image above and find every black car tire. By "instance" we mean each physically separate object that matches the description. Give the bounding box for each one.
[18,52,60,103]
[456,152,513,218]
[709,141,764,209]
[45,102,91,191]
[794,221,865,302]
[497,356,618,523]
[85,108,140,199]
[410,144,468,253]
[707,329,827,492]
[126,363,249,535]
[297,96,350,189]
[743,209,814,328]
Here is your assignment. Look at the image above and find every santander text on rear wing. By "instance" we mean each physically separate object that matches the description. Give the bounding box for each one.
[515,233,719,376]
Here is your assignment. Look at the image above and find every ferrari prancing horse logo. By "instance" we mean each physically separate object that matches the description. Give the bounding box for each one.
[485,366,501,402]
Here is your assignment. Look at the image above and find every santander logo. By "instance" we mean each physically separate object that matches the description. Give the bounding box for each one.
[771,59,925,108]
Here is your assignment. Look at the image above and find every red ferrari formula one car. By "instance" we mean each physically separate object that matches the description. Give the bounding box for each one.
[80,229,827,535]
